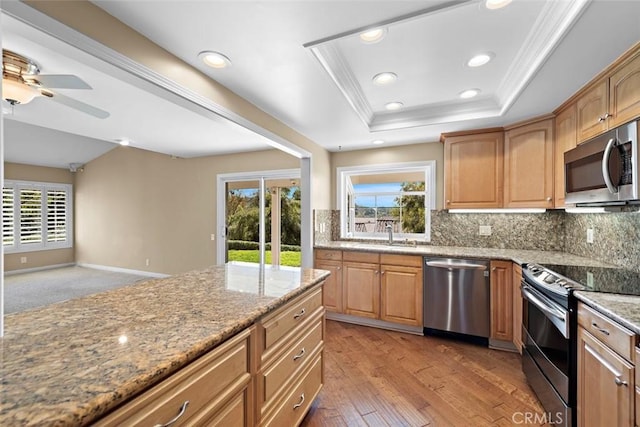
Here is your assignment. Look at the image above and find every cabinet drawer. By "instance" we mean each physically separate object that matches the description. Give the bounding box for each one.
[261,287,323,353]
[343,251,379,263]
[578,303,635,361]
[261,353,323,427]
[95,328,252,427]
[201,390,246,427]
[315,249,342,261]
[380,253,422,268]
[261,316,323,408]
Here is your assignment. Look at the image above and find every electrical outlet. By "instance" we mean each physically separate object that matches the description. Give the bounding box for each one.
[211,234,215,241]
[586,228,594,244]
[20,256,27,264]
[479,225,492,236]
[587,271,594,288]
[145,258,150,266]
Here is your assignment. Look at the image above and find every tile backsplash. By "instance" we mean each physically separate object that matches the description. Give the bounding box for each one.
[315,208,640,272]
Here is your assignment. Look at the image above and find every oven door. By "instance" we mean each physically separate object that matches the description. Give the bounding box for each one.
[522,282,570,403]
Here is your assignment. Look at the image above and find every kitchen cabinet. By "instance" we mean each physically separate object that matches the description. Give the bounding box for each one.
[608,51,640,128]
[504,117,555,208]
[490,260,513,344]
[380,254,423,327]
[314,249,343,313]
[512,263,523,354]
[554,104,577,208]
[342,251,380,319]
[576,80,609,143]
[577,302,636,427]
[442,129,504,209]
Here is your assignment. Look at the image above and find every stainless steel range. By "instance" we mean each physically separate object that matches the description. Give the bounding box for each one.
[521,264,585,427]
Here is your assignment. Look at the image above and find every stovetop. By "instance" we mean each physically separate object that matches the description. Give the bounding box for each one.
[527,263,640,297]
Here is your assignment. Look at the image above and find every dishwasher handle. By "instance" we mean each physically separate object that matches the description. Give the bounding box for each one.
[425,260,488,270]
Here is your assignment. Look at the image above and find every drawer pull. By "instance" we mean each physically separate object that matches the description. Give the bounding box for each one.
[615,377,628,387]
[591,322,610,336]
[293,393,305,410]
[154,400,189,427]
[293,347,306,361]
[293,308,306,320]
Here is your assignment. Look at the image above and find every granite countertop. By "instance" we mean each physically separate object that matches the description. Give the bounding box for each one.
[574,291,640,335]
[315,241,614,267]
[0,264,330,426]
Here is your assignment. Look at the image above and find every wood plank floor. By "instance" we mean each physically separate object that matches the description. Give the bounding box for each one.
[301,320,548,426]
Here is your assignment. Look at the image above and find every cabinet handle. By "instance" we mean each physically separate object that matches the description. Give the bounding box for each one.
[591,322,610,336]
[154,401,189,427]
[337,266,341,270]
[598,113,612,123]
[381,271,385,275]
[446,200,450,204]
[615,377,628,387]
[293,308,306,320]
[546,197,552,201]
[374,270,379,275]
[293,347,306,361]
[293,393,305,410]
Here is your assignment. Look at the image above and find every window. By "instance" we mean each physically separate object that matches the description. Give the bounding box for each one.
[337,161,436,241]
[2,180,73,253]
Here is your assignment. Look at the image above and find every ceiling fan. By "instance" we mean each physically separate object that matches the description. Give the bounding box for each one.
[2,49,110,119]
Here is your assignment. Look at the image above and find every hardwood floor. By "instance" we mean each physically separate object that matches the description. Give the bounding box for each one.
[301,320,547,426]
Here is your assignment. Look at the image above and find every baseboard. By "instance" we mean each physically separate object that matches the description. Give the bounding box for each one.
[76,263,169,278]
[4,263,76,276]
[326,312,424,335]
[489,338,519,352]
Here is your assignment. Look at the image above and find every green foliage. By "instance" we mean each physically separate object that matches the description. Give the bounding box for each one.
[227,240,301,252]
[396,182,426,233]
[227,250,302,267]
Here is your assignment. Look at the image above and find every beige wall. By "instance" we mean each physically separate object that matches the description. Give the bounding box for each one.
[330,142,445,209]
[3,163,75,271]
[75,146,298,275]
[24,0,332,211]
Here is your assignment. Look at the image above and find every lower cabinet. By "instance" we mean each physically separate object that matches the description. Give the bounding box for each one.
[512,263,523,353]
[490,260,513,344]
[577,302,636,427]
[314,249,343,313]
[342,251,380,319]
[380,255,423,327]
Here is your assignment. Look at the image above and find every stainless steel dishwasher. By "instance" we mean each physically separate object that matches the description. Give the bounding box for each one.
[423,257,490,339]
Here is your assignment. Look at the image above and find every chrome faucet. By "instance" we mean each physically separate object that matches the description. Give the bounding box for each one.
[386,224,393,245]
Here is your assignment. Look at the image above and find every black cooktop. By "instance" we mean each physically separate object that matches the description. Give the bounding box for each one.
[541,263,640,296]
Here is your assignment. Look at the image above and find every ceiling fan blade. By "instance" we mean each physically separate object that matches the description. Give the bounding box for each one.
[47,92,110,119]
[36,74,92,90]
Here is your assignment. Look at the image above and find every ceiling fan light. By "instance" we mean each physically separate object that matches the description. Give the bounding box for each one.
[198,51,232,69]
[359,28,387,44]
[2,77,39,105]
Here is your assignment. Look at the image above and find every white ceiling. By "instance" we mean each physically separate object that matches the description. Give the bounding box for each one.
[3,0,640,168]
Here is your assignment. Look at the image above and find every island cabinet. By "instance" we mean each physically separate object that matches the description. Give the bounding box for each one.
[442,129,504,209]
[94,327,255,427]
[554,104,577,208]
[577,302,637,427]
[489,260,513,349]
[503,117,555,208]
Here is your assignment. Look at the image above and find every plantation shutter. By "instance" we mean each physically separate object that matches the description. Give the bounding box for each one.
[47,189,67,242]
[3,187,15,247]
[20,188,43,245]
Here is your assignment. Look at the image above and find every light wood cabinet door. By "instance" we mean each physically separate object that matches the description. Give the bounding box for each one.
[314,259,342,313]
[380,264,423,326]
[444,131,504,209]
[576,80,609,143]
[577,327,634,427]
[554,105,577,208]
[609,52,640,128]
[343,261,380,319]
[490,260,513,342]
[504,118,554,208]
[511,263,523,354]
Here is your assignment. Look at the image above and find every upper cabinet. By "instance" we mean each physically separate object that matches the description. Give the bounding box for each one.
[504,117,555,208]
[572,48,640,144]
[554,105,577,208]
[443,130,504,209]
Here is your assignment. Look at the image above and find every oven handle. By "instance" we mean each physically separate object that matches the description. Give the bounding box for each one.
[521,283,569,338]
[602,137,619,194]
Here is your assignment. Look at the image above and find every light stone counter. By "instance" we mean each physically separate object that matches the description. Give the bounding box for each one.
[574,291,640,335]
[0,264,329,426]
[315,241,614,267]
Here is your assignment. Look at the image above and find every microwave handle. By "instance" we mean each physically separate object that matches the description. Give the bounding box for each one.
[602,137,619,194]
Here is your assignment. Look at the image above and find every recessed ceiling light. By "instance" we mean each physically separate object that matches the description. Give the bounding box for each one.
[359,28,387,44]
[385,101,404,111]
[485,0,512,10]
[459,89,481,99]
[467,52,494,67]
[116,138,131,146]
[372,139,385,145]
[372,72,397,85]
[198,51,232,69]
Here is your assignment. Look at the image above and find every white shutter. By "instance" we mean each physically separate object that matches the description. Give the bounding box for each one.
[3,187,15,247]
[47,189,67,242]
[19,188,43,245]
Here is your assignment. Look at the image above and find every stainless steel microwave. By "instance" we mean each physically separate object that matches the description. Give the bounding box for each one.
[564,120,638,205]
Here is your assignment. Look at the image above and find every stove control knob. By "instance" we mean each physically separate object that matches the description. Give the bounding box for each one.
[556,279,567,286]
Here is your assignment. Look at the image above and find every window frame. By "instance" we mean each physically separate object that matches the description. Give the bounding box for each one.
[337,161,436,242]
[3,179,74,254]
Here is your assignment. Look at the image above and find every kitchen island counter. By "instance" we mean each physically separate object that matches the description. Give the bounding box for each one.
[574,291,640,336]
[0,264,329,426]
